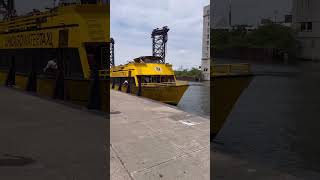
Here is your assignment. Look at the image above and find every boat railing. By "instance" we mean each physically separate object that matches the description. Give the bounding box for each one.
[211,63,251,76]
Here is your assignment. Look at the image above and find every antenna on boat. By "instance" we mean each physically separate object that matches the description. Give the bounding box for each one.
[0,0,15,19]
[110,38,115,67]
[151,26,169,64]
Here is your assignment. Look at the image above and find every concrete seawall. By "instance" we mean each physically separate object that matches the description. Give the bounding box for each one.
[110,90,210,180]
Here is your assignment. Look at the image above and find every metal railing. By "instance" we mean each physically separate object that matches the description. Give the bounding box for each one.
[211,63,251,76]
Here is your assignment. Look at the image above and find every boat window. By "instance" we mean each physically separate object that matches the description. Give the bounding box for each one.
[111,77,135,85]
[139,75,175,83]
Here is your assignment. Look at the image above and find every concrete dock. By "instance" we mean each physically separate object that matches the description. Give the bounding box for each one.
[0,86,107,179]
[110,90,210,180]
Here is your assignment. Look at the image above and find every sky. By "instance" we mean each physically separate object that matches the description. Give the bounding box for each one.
[111,0,209,70]
[212,0,292,28]
[11,0,209,70]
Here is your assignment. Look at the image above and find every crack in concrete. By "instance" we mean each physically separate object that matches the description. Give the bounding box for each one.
[110,144,134,180]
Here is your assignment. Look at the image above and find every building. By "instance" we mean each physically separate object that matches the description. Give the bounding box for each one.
[201,5,210,81]
[293,0,320,60]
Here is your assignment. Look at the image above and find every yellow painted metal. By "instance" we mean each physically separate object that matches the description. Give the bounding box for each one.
[110,60,189,105]
[211,63,253,137]
[0,72,7,85]
[111,63,175,84]
[78,46,91,79]
[15,74,28,90]
[64,79,109,112]
[0,3,110,79]
[111,82,188,105]
[212,63,251,76]
[37,78,56,97]
[99,80,110,112]
[64,79,90,105]
[0,3,110,112]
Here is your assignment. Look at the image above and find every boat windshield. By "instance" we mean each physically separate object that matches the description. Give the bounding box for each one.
[140,75,175,83]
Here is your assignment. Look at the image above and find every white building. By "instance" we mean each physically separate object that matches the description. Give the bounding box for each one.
[293,0,320,60]
[201,5,210,81]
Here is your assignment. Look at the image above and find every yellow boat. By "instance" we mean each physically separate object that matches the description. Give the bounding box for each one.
[211,63,253,139]
[0,1,110,111]
[110,56,189,105]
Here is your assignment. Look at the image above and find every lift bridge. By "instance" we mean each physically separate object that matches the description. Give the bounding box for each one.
[151,26,169,64]
[110,26,169,67]
[110,38,115,67]
[0,0,15,19]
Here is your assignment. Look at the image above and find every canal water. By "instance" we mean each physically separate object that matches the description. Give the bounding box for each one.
[214,58,320,178]
[177,81,210,117]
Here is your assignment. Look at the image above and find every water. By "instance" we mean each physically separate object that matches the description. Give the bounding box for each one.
[177,81,210,117]
[214,58,320,178]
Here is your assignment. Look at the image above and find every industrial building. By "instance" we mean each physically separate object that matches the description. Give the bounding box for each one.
[293,0,320,60]
[201,5,210,81]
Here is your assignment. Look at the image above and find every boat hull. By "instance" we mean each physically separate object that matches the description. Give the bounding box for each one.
[111,81,188,105]
[211,74,253,139]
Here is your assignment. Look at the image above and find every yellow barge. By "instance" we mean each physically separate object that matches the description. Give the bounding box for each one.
[0,1,110,111]
[211,63,253,139]
[110,56,189,105]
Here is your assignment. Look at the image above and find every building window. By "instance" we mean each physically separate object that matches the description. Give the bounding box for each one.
[307,22,312,31]
[301,23,306,32]
[301,22,312,32]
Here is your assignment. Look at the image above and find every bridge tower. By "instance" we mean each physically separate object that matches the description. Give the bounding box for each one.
[151,26,169,64]
[110,38,115,67]
[0,0,15,19]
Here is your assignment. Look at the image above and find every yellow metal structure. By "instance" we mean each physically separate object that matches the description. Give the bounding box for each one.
[211,63,253,138]
[110,56,189,105]
[0,2,110,111]
[0,3,109,79]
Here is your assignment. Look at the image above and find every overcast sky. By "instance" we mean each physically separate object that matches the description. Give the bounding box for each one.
[212,0,292,27]
[12,0,209,70]
[111,0,209,70]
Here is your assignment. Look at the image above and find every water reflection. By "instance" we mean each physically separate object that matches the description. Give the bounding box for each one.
[177,81,210,117]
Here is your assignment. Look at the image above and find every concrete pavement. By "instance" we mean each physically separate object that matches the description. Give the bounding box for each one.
[110,90,210,180]
[0,87,107,180]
